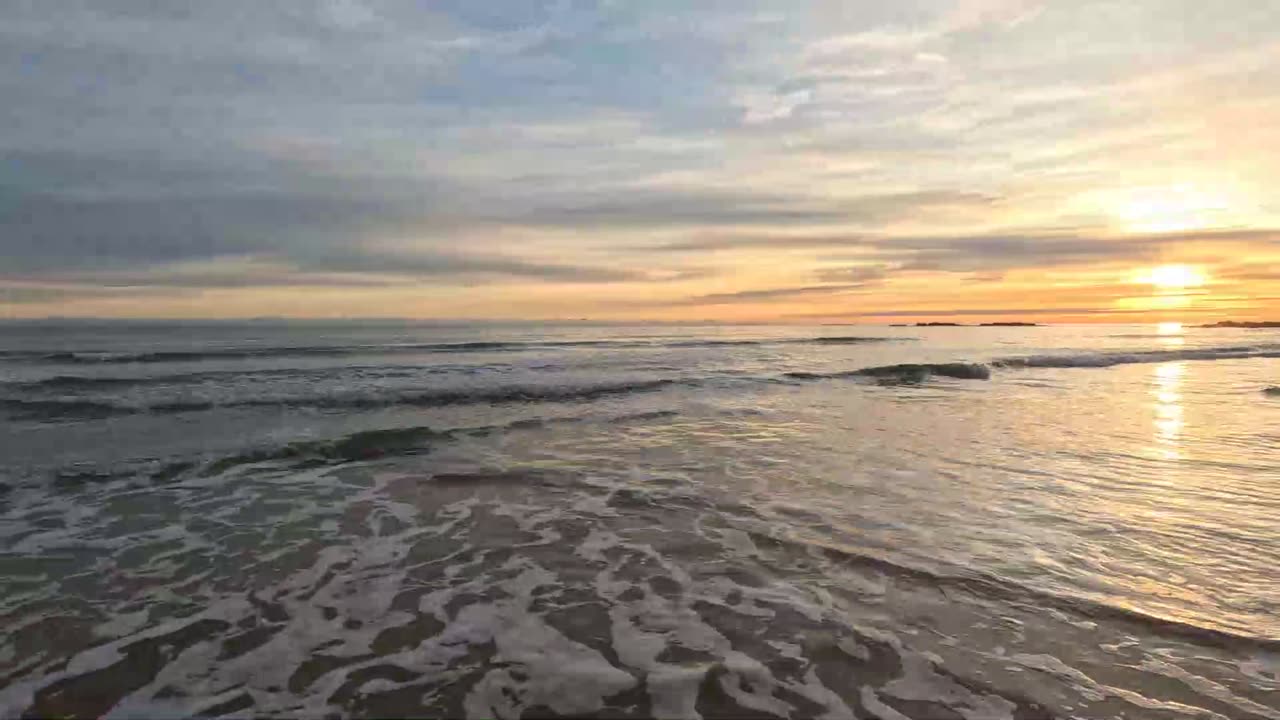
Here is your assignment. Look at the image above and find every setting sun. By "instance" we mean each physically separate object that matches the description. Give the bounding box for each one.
[1135,264,1207,289]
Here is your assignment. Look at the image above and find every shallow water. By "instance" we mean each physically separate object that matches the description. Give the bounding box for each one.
[1,321,1278,718]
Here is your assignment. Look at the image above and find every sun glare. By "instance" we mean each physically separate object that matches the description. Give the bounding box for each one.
[1135,265,1207,289]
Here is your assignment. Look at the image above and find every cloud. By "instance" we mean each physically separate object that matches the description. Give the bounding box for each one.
[667,282,877,306]
[493,188,853,229]
[636,233,869,254]
[3,1,1280,317]
[294,249,645,283]
[0,188,398,275]
[884,234,1152,271]
[884,229,1280,272]
[851,307,1109,317]
[813,265,891,283]
[801,305,1221,319]
[5,250,648,290]
[641,227,1280,272]
[0,284,191,304]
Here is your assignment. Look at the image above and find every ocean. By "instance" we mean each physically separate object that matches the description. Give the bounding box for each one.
[1,320,1277,719]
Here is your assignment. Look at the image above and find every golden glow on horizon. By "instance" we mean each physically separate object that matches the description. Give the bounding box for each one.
[1135,265,1207,289]
[1157,321,1183,335]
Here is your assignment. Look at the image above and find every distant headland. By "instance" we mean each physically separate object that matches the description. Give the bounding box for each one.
[1201,321,1280,328]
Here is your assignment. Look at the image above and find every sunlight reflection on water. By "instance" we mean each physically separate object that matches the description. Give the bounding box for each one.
[1152,361,1185,460]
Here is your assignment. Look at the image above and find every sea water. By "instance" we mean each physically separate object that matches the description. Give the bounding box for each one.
[1,321,1277,718]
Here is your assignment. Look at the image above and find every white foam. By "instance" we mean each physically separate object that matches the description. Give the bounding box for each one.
[1139,656,1280,720]
[860,686,913,720]
[884,651,1017,720]
[715,651,794,717]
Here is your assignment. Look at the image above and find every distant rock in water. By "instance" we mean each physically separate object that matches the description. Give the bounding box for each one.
[1202,320,1280,328]
[1265,387,1280,396]
[979,322,1041,327]
[915,322,966,327]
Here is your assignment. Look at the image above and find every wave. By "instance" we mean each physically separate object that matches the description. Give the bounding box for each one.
[174,378,685,414]
[45,410,689,488]
[3,362,992,421]
[0,398,136,421]
[11,375,150,390]
[785,362,992,383]
[667,339,763,347]
[2,366,440,392]
[200,425,450,476]
[3,378,689,421]
[46,426,451,488]
[808,335,897,345]
[2,359,997,423]
[751,531,1280,653]
[993,344,1280,369]
[671,336,897,347]
[4,344,531,364]
[12,341,1278,423]
[0,336,907,365]
[0,342,608,364]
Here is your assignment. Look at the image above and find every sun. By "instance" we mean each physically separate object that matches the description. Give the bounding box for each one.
[1135,264,1207,289]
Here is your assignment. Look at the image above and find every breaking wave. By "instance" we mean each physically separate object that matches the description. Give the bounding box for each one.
[0,336,907,365]
[3,379,693,421]
[45,411,684,488]
[1,363,995,422]
[785,362,992,383]
[1,398,136,421]
[11,343,1279,423]
[1,344,557,364]
[2,366,436,392]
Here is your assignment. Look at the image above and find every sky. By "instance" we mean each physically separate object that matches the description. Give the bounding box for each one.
[2,0,1279,323]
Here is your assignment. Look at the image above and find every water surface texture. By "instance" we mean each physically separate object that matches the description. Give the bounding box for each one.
[1,321,1278,719]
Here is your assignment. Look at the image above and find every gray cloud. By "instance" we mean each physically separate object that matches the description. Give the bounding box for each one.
[643,228,1280,273]
[0,188,396,274]
[813,265,891,283]
[498,190,853,229]
[885,229,1280,272]
[635,233,869,253]
[0,284,192,304]
[295,249,645,283]
[0,147,863,286]
[7,250,648,291]
[27,268,402,290]
[674,282,876,305]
